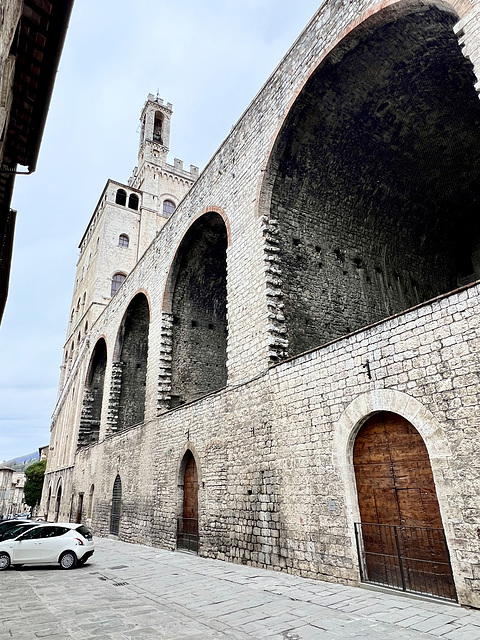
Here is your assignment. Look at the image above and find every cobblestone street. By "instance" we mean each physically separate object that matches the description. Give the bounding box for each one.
[1,537,480,639]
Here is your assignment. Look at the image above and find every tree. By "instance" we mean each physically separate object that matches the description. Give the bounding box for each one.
[23,459,47,509]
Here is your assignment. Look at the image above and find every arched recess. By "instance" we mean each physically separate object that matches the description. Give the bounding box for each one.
[177,449,199,552]
[78,338,107,447]
[261,2,480,360]
[54,481,62,522]
[45,484,52,519]
[110,475,122,536]
[165,212,228,407]
[333,390,462,598]
[115,293,150,430]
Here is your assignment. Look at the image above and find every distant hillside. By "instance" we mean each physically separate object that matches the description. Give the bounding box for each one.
[3,451,39,466]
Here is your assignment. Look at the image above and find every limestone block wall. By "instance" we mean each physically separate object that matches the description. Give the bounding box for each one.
[61,282,480,608]
[42,0,480,610]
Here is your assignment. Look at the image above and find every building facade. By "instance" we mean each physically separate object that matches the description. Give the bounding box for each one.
[0,468,27,519]
[43,0,480,608]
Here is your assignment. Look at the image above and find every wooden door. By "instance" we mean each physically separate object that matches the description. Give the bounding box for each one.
[353,412,455,599]
[110,475,122,536]
[183,454,198,535]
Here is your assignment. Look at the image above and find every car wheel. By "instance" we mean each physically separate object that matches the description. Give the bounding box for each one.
[59,551,77,570]
[0,552,10,570]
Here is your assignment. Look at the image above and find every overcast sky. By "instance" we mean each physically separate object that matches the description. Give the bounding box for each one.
[0,0,322,462]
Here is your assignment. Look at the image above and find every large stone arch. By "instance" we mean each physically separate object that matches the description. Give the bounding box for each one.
[78,337,107,447]
[113,292,150,431]
[259,0,480,362]
[161,211,229,408]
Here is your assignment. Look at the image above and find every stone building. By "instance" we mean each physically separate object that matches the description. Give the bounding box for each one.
[43,0,480,608]
[0,468,27,519]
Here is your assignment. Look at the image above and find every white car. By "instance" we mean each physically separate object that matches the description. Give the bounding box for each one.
[0,522,94,570]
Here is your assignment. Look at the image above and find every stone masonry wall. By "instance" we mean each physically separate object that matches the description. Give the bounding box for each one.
[43,0,480,610]
[64,282,480,608]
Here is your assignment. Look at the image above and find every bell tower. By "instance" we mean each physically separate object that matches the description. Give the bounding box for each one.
[138,94,172,169]
[128,93,199,253]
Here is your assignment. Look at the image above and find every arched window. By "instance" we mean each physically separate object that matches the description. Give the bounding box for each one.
[163,199,175,217]
[115,189,127,206]
[110,273,126,297]
[119,234,129,248]
[153,111,163,143]
[128,194,139,210]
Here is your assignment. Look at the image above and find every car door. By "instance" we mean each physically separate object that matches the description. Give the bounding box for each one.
[40,526,71,561]
[12,526,46,563]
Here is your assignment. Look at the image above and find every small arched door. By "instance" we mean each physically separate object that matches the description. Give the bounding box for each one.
[177,452,198,552]
[353,412,456,600]
[110,475,122,536]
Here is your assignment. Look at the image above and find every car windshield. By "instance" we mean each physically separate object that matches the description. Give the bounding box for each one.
[1,523,36,540]
[0,520,24,534]
[75,525,92,540]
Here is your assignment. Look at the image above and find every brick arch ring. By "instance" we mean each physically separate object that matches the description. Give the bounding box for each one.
[255,0,472,220]
[332,389,453,554]
[176,442,203,486]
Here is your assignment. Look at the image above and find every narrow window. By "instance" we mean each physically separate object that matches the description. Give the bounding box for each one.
[119,234,129,248]
[153,112,163,143]
[128,194,139,210]
[115,189,127,206]
[163,200,175,217]
[111,273,126,297]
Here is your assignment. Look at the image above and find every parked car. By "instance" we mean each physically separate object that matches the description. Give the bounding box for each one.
[0,523,94,570]
[0,522,38,541]
[0,519,34,538]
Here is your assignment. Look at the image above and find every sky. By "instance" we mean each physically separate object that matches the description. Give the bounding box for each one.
[0,0,323,462]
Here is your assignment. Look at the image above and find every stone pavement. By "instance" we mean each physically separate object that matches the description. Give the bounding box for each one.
[1,537,480,640]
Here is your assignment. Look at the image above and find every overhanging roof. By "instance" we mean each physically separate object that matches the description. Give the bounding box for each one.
[0,0,74,323]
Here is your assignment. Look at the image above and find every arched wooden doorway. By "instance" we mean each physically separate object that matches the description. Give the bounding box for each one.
[353,412,456,600]
[177,452,198,553]
[110,475,122,536]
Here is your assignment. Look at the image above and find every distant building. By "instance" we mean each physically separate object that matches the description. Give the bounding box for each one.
[38,446,49,462]
[0,467,27,518]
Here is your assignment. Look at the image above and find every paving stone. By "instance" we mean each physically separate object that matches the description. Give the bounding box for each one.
[3,537,480,639]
